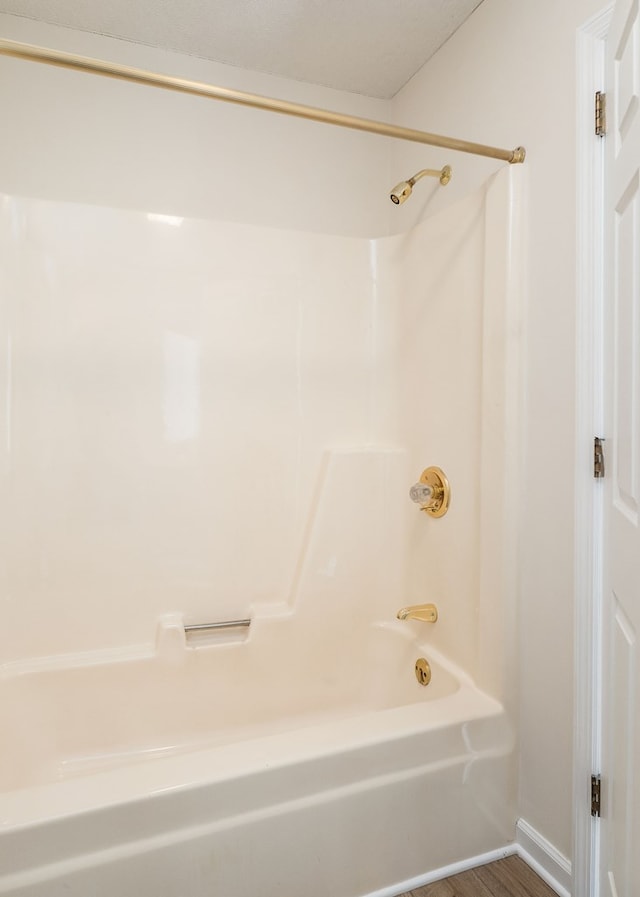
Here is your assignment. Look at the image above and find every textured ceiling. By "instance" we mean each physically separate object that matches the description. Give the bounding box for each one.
[0,0,484,98]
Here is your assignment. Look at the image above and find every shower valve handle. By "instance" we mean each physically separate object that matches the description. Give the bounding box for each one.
[409,483,434,504]
[409,466,450,518]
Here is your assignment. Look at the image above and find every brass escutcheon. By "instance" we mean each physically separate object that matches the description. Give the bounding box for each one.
[418,466,450,517]
[415,658,432,686]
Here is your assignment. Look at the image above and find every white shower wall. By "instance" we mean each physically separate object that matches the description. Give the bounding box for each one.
[379,192,485,675]
[0,197,385,661]
[0,171,518,701]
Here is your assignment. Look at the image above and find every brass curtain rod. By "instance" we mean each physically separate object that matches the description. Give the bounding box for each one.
[0,38,525,164]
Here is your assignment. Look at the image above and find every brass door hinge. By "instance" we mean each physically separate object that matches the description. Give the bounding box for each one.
[591,774,601,817]
[594,437,605,478]
[595,91,607,137]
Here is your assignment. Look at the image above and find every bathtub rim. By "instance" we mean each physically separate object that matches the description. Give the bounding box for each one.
[0,678,507,833]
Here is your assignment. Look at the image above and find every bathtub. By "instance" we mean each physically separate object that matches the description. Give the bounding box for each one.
[0,614,515,897]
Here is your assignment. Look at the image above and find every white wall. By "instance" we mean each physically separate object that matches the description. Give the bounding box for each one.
[388,0,604,862]
[0,14,390,237]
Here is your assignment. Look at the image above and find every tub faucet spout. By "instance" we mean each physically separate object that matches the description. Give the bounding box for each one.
[396,603,438,623]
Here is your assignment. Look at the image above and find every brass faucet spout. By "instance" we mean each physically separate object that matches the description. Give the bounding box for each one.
[396,603,438,623]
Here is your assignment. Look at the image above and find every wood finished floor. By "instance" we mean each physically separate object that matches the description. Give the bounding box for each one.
[395,856,558,897]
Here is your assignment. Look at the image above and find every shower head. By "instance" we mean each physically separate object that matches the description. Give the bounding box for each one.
[390,181,412,205]
[389,165,451,204]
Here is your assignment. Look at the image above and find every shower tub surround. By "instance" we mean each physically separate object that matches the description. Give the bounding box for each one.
[0,168,523,895]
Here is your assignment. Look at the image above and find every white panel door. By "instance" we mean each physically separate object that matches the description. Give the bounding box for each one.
[601,0,640,894]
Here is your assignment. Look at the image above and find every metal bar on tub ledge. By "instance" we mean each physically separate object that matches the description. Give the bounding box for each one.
[184,619,251,633]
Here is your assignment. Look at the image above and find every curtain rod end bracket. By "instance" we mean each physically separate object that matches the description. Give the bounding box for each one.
[509,146,526,164]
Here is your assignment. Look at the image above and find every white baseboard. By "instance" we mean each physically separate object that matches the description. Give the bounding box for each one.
[364,845,518,897]
[516,818,572,897]
[366,819,572,897]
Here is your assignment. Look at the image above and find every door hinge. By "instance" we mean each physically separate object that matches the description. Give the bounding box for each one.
[595,91,607,137]
[591,774,601,817]
[594,436,605,478]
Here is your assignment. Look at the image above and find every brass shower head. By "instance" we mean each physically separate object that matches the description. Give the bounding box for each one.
[390,180,413,205]
[389,165,451,204]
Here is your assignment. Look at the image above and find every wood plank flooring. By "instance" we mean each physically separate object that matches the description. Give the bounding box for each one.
[395,856,559,897]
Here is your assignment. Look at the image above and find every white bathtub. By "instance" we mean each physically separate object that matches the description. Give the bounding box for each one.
[0,617,515,897]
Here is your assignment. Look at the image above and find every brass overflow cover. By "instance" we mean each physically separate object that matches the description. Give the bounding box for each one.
[415,658,432,686]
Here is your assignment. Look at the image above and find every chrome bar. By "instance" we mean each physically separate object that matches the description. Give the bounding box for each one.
[0,38,526,164]
[184,619,251,633]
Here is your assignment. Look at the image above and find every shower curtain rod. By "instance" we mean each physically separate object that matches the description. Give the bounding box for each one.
[0,38,526,164]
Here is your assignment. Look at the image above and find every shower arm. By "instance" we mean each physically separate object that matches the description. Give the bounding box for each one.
[0,38,525,164]
[408,166,452,187]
